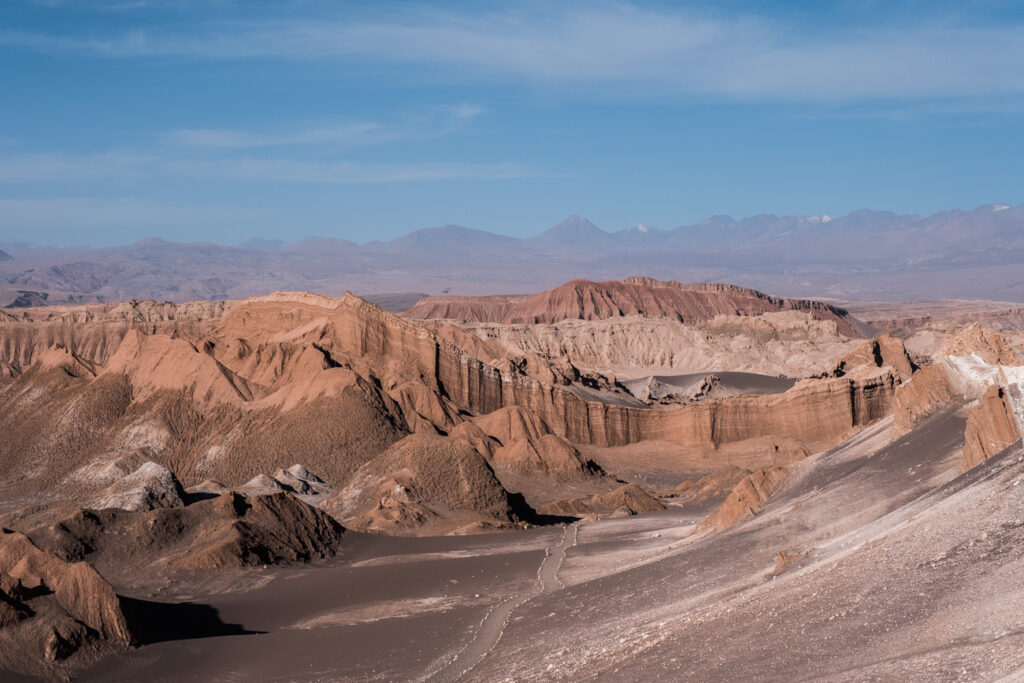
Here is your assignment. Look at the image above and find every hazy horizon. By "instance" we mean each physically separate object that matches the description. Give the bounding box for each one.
[1,200,1021,250]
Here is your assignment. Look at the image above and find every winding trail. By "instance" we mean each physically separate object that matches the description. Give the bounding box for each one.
[426,524,578,682]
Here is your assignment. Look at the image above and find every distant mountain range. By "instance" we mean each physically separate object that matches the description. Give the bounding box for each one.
[2,203,1023,307]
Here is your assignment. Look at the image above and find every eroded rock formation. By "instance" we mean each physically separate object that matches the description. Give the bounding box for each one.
[404,278,864,336]
[324,434,523,535]
[701,467,788,531]
[0,529,131,673]
[962,385,1021,470]
[891,364,962,437]
[832,333,917,381]
[37,492,344,572]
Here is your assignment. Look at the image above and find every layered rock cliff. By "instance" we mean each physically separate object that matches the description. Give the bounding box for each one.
[0,299,226,378]
[962,385,1021,470]
[891,363,962,437]
[442,312,860,379]
[1,289,901,540]
[404,277,866,337]
[832,333,917,381]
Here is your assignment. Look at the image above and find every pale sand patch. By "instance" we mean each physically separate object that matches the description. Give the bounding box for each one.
[289,596,464,629]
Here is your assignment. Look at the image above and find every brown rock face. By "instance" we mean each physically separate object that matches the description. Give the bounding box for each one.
[0,299,227,377]
[962,385,1021,471]
[538,371,897,450]
[590,483,665,515]
[701,467,788,531]
[536,482,665,518]
[324,434,522,534]
[37,492,344,572]
[102,329,262,404]
[448,311,859,379]
[0,529,131,674]
[491,434,599,481]
[833,333,917,380]
[891,364,962,437]
[470,406,601,482]
[404,277,864,337]
[940,324,1019,365]
[674,466,752,502]
[473,406,550,445]
[1,288,897,538]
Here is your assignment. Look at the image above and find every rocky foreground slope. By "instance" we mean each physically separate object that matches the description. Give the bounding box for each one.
[1,279,1023,679]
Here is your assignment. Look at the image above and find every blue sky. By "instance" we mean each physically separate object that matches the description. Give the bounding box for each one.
[1,0,1023,246]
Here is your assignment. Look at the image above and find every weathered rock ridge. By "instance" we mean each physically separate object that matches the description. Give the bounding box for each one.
[891,364,962,437]
[962,385,1021,470]
[0,529,132,676]
[442,312,860,379]
[1,288,899,541]
[404,277,865,337]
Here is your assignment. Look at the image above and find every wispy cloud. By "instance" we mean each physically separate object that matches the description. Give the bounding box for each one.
[3,4,1024,101]
[445,103,488,120]
[0,151,538,184]
[162,122,394,150]
[161,104,486,150]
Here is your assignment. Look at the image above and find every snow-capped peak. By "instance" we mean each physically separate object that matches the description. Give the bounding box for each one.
[807,214,832,224]
[992,204,1010,212]
[634,224,650,233]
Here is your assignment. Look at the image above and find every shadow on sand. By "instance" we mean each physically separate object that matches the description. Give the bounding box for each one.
[508,493,579,526]
[120,596,265,645]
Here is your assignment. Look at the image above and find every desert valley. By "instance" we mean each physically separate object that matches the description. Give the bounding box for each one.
[4,1,1024,680]
[1,275,1023,680]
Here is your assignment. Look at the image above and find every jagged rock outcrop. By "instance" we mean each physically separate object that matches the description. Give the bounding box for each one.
[962,385,1021,471]
[0,319,408,497]
[491,434,601,481]
[673,466,752,502]
[434,312,860,379]
[701,467,787,531]
[891,364,962,437]
[404,278,864,336]
[832,333,916,380]
[271,465,332,497]
[95,461,187,512]
[470,406,601,481]
[233,465,334,506]
[37,492,344,572]
[323,434,523,534]
[536,482,665,518]
[0,529,131,673]
[473,406,550,445]
[103,330,262,405]
[0,291,899,515]
[940,324,1019,365]
[0,299,225,378]
[590,483,665,515]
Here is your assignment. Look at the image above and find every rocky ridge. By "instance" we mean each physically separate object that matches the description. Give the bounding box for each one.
[404,277,865,337]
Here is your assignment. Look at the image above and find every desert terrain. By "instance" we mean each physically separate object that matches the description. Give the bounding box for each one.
[0,276,1023,681]
[6,0,1024,679]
